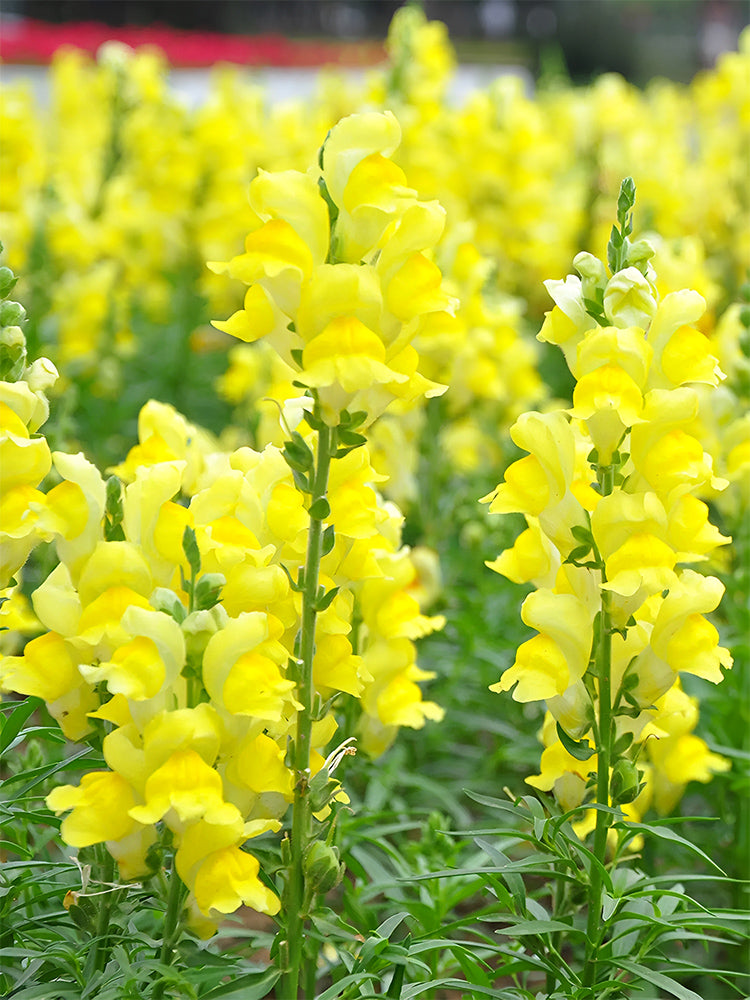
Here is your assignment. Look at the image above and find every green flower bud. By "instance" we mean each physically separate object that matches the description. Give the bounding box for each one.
[303,840,345,895]
[0,325,27,381]
[573,251,607,289]
[150,587,187,623]
[194,572,226,611]
[0,300,25,326]
[626,239,655,265]
[0,266,17,298]
[25,356,58,392]
[610,758,641,805]
[182,605,228,659]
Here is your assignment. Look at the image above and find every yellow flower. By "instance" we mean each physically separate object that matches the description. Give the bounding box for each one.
[129,748,241,830]
[192,845,281,917]
[47,771,139,847]
[202,611,298,720]
[649,570,733,683]
[486,517,561,588]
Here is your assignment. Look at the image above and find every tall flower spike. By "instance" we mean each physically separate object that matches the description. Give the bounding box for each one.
[483,177,731,857]
[208,111,452,426]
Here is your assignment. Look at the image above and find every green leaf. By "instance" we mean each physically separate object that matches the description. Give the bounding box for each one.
[202,967,281,1000]
[315,586,339,612]
[617,819,725,872]
[474,838,525,912]
[496,917,583,937]
[556,722,596,761]
[321,524,335,556]
[316,973,380,1000]
[616,958,703,1000]
[279,563,304,592]
[0,697,42,756]
[291,468,310,493]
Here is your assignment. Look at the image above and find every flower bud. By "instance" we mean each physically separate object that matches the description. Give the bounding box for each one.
[0,300,25,327]
[610,758,641,805]
[25,357,59,393]
[0,266,17,298]
[194,573,226,611]
[182,605,228,659]
[0,325,26,381]
[151,587,187,623]
[303,840,345,895]
[573,251,607,301]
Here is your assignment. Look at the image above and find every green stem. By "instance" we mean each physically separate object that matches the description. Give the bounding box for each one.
[153,854,187,999]
[583,464,616,994]
[280,419,334,1000]
[86,846,116,978]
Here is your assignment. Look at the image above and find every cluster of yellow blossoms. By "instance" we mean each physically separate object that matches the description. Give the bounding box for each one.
[0,114,449,933]
[4,10,746,491]
[483,183,733,829]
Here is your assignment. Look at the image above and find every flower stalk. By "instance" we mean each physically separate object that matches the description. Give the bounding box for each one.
[281,414,335,1000]
[584,463,615,992]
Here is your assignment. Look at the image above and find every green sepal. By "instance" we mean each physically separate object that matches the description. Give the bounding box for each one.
[308,496,331,520]
[290,348,303,367]
[150,587,188,623]
[194,573,225,610]
[308,766,341,813]
[582,298,608,325]
[556,722,596,761]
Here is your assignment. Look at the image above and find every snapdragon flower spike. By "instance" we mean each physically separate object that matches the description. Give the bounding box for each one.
[208,111,452,426]
[1,393,444,934]
[482,181,732,830]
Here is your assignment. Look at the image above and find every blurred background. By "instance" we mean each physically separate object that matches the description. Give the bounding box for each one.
[2,0,748,84]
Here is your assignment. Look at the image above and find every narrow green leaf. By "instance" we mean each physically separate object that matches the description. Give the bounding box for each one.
[315,586,339,612]
[321,524,335,556]
[616,958,703,1000]
[617,819,725,872]
[0,697,42,755]
[316,973,380,1000]
[496,917,583,937]
[202,967,281,1000]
